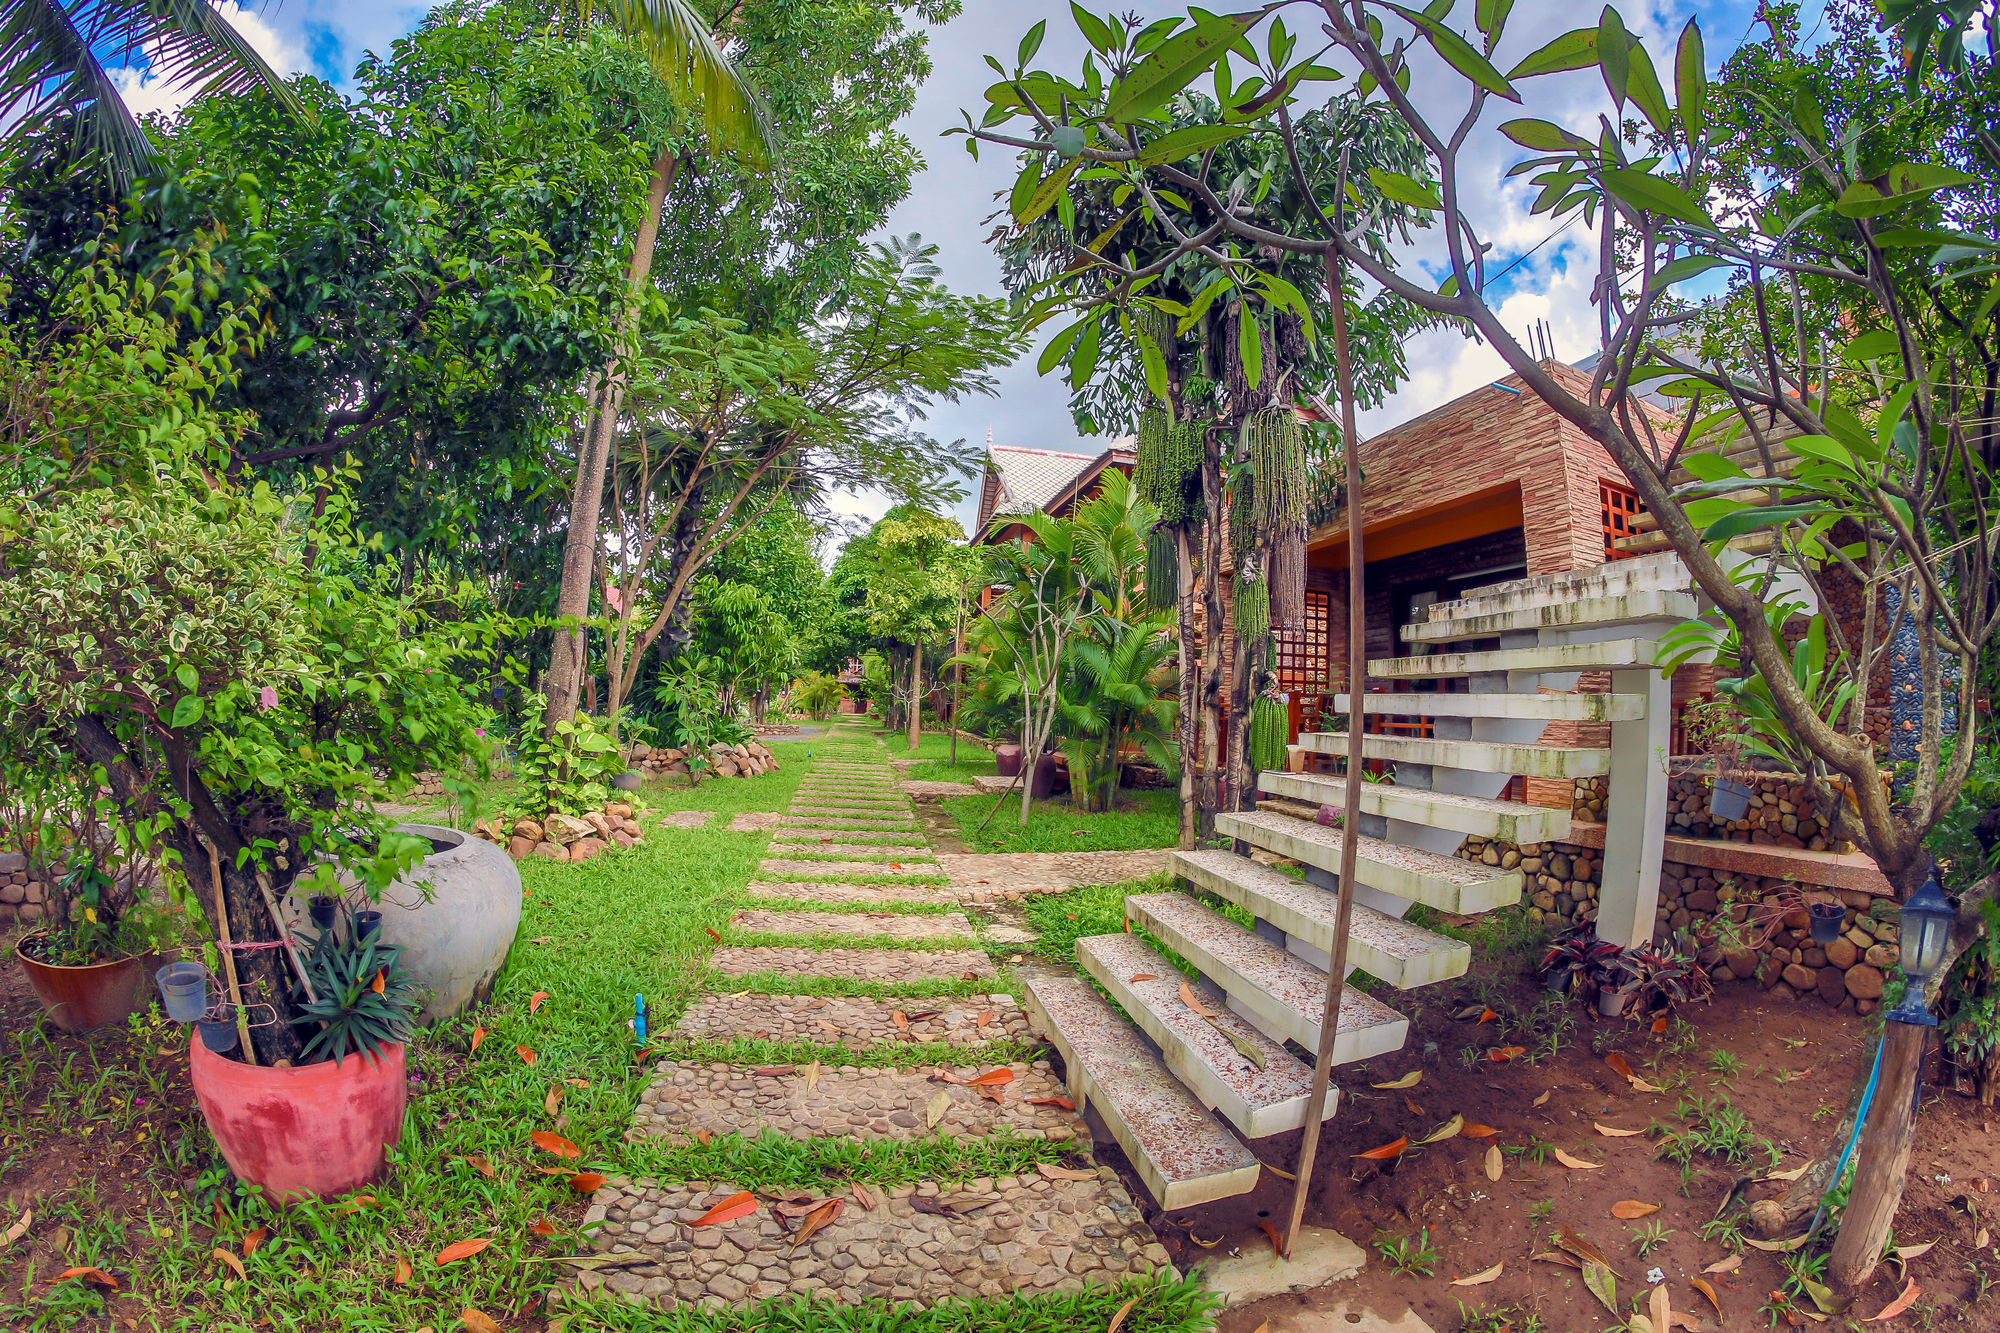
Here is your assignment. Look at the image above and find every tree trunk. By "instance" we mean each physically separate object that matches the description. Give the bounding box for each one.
[1198,434,1226,836]
[907,644,923,751]
[1175,523,1200,851]
[1830,1021,1927,1288]
[1225,612,1252,817]
[543,148,680,735]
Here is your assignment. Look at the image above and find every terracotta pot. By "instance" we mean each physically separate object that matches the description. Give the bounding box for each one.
[189,1034,406,1204]
[14,934,153,1033]
[994,744,1024,777]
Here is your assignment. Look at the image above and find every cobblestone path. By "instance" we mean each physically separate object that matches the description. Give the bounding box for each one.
[577,719,1171,1311]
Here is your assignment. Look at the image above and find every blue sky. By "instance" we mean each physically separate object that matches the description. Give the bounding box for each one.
[137,0,1797,542]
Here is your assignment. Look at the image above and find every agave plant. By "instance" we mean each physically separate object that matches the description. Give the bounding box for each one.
[292,910,418,1065]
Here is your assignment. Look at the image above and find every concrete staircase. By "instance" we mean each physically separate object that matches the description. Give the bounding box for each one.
[1020,553,1692,1211]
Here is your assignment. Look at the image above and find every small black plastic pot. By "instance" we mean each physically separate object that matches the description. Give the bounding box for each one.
[197,1015,240,1053]
[308,895,338,931]
[1709,776,1754,822]
[1807,899,1846,945]
[355,910,383,942]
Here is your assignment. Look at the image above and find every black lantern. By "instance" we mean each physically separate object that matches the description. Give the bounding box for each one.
[1885,865,1954,1027]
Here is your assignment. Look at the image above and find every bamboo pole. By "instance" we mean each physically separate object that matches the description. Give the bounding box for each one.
[1282,243,1368,1256]
[206,837,254,1067]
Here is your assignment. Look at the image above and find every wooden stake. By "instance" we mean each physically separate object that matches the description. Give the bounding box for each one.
[205,838,254,1067]
[255,870,317,1006]
[1283,242,1368,1257]
[1829,1021,1928,1287]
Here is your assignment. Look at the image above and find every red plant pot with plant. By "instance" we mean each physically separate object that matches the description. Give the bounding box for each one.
[189,1034,407,1203]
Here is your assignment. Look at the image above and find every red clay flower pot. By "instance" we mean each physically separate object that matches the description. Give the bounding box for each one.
[14,934,153,1033]
[189,1034,407,1204]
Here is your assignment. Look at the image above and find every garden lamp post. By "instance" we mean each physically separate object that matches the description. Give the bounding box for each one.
[1885,866,1954,1027]
[1829,861,1955,1286]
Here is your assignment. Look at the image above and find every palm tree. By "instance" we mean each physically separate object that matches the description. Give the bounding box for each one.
[541,0,775,736]
[0,0,308,190]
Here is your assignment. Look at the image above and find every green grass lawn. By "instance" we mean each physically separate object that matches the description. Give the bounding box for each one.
[941,787,1178,854]
[1,721,1216,1332]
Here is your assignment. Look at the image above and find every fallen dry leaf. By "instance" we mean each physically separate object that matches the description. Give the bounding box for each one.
[1259,1221,1283,1256]
[892,1011,910,1030]
[516,1045,537,1066]
[241,1227,264,1258]
[1372,1071,1422,1090]
[1691,1277,1724,1317]
[529,991,548,1014]
[1533,1089,1553,1107]
[1257,1158,1297,1181]
[1747,1235,1811,1253]
[1893,1240,1937,1260]
[569,1172,606,1193]
[1703,1255,1743,1275]
[1460,1122,1500,1138]
[1026,1096,1077,1110]
[693,1192,759,1227]
[1770,1164,1810,1181]
[703,927,722,943]
[694,1128,713,1146]
[803,1061,822,1094]
[1595,1123,1644,1137]
[1631,1076,1666,1093]
[1,1209,28,1246]
[1189,1232,1223,1248]
[1105,1293,1143,1333]
[977,1008,994,1030]
[1485,1144,1503,1182]
[788,1198,844,1251]
[1178,981,1217,1019]
[1557,1225,1620,1274]
[212,1248,247,1281]
[1477,1007,1498,1024]
[968,1068,1015,1087]
[435,1238,492,1265]
[565,1077,591,1088]
[851,1181,878,1210]
[529,1131,581,1159]
[1650,1284,1672,1333]
[1128,973,1158,983]
[56,1267,118,1291]
[1612,1200,1660,1219]
[1532,1249,1583,1270]
[1037,1163,1095,1181]
[460,1309,504,1333]
[1451,1261,1503,1286]
[394,1256,414,1284]
[1555,1148,1603,1170]
[544,1086,562,1116]
[470,1024,486,1053]
[1354,1137,1409,1161]
[1488,1046,1526,1062]
[1867,1278,1919,1322]
[926,1090,951,1129]
[529,1218,558,1236]
[1420,1114,1464,1144]
[461,1155,496,1178]
[1605,1052,1636,1079]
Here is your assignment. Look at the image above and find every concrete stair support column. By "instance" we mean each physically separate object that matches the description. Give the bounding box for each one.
[1594,662,1675,949]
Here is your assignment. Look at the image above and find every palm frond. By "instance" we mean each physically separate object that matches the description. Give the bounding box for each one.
[590,0,775,165]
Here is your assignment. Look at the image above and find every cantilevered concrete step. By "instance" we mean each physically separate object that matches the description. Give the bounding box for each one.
[1256,770,1573,843]
[1299,731,1610,780]
[1370,638,1659,679]
[1213,809,1522,913]
[1019,974,1260,1210]
[1402,589,1699,643]
[1435,552,1690,620]
[1168,850,1469,988]
[1075,933,1335,1139]
[1124,893,1408,1063]
[1332,690,1645,722]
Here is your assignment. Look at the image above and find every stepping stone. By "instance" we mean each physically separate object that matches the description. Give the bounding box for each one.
[655,810,715,829]
[939,850,1172,896]
[779,814,920,830]
[667,992,1029,1049]
[726,811,784,832]
[760,842,933,859]
[787,806,914,821]
[770,829,927,845]
[756,859,940,882]
[902,780,981,798]
[631,1060,1079,1144]
[708,946,994,982]
[732,909,973,940]
[577,1170,1170,1307]
[788,798,910,811]
[743,881,958,906]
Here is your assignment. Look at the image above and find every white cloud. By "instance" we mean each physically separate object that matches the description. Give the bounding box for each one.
[107,2,312,123]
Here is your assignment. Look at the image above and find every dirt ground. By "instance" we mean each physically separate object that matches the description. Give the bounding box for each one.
[1093,941,2000,1332]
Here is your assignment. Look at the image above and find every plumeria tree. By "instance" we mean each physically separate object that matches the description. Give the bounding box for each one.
[966,0,1997,1289]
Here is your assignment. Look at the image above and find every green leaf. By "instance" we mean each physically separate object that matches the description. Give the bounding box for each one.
[1369,166,1443,210]
[1106,11,1260,122]
[1509,26,1597,78]
[1019,19,1048,66]
[1700,502,1827,544]
[1681,451,1749,482]
[1597,8,1630,110]
[1498,118,1586,152]
[1133,122,1255,165]
[1582,1262,1618,1317]
[1475,0,1516,50]
[1015,158,1081,224]
[1037,318,1090,375]
[175,663,199,691]
[1832,162,1981,217]
[1069,315,1101,386]
[1009,159,1042,217]
[170,694,205,728]
[1843,330,1900,365]
[1072,3,1116,53]
[1137,323,1171,400]
[1601,167,1714,228]
[1051,125,1086,159]
[1382,2,1521,100]
[1674,18,1705,143]
[1237,305,1263,389]
[1622,35,1671,133]
[1649,254,1728,288]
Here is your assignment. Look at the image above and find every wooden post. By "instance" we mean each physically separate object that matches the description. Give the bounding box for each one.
[1829,1021,1928,1287]
[1284,244,1368,1256]
[206,838,254,1067]
[950,584,966,767]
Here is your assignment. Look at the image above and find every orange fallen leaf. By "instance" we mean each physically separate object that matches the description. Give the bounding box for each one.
[529,1131,581,1158]
[1611,1200,1659,1219]
[1477,1007,1498,1024]
[371,969,386,995]
[461,1309,503,1333]
[529,991,549,1013]
[1533,1089,1552,1106]
[1259,1221,1283,1255]
[393,1256,413,1284]
[693,1191,759,1227]
[212,1247,247,1280]
[850,1181,879,1209]
[565,1077,591,1088]
[1868,1278,1919,1321]
[1488,1046,1526,1062]
[435,1238,492,1265]
[1027,1096,1077,1110]
[693,1128,713,1146]
[569,1172,606,1193]
[892,1011,909,1030]
[1460,1123,1500,1138]
[1691,1277,1724,1317]
[1354,1137,1409,1161]
[1651,1014,1668,1034]
[57,1267,119,1291]
[1129,973,1159,982]
[241,1227,265,1258]
[976,1008,994,1030]
[1106,1293,1142,1333]
[517,1045,537,1066]
[703,927,722,943]
[968,1068,1015,1087]
[1605,1052,1636,1079]
[332,1194,377,1215]
[529,1218,558,1237]
[461,1155,496,1178]
[470,1024,486,1053]
[788,1198,844,1250]
[1554,1148,1602,1170]
[544,1086,563,1115]
[1178,981,1217,1019]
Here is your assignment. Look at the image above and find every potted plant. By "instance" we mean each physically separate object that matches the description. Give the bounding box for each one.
[6,757,180,1033]
[1677,698,1755,822]
[189,909,416,1203]
[1538,920,1626,1000]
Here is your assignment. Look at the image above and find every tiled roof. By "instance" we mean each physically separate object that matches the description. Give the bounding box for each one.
[985,445,1099,519]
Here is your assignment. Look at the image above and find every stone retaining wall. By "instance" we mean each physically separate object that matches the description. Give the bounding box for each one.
[469,803,645,864]
[626,740,781,780]
[0,850,46,927]
[1570,772,1853,853]
[1458,832,1898,1014]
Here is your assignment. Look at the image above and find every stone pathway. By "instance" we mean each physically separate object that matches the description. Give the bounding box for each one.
[938,849,1174,898]
[582,717,1172,1311]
